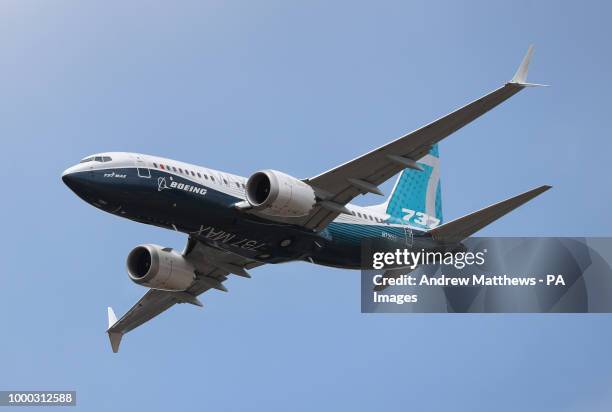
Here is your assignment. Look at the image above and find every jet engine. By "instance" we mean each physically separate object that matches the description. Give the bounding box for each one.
[245,170,317,217]
[126,244,195,291]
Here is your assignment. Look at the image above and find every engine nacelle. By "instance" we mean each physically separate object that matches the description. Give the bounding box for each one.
[246,170,316,217]
[126,244,196,291]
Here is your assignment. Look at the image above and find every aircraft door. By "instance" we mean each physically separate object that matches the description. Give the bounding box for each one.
[135,156,151,178]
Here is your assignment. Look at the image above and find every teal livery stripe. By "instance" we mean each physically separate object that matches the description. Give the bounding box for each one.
[327,222,406,244]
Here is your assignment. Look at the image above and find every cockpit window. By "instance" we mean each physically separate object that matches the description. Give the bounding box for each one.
[79,156,112,163]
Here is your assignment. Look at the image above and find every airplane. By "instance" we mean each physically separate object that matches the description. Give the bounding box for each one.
[62,46,549,352]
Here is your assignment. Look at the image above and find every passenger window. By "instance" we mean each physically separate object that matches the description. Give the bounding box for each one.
[191,171,195,176]
[235,182,240,188]
[210,176,215,182]
[179,168,183,173]
[153,163,158,168]
[172,167,177,172]
[197,172,201,178]
[223,179,228,185]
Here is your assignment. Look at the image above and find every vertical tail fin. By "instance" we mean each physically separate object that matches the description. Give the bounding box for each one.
[385,145,443,229]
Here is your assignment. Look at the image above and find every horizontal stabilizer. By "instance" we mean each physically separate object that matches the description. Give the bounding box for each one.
[429,185,551,243]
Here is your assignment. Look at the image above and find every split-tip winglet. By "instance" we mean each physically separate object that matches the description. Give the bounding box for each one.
[107,307,122,353]
[107,307,117,329]
[509,45,549,87]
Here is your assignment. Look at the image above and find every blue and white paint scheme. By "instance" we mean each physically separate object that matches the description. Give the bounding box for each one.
[62,46,550,352]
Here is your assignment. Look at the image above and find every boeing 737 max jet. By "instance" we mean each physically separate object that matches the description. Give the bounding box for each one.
[62,46,549,352]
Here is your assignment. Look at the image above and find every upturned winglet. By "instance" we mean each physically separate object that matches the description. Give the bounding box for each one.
[107,307,123,353]
[107,307,118,329]
[509,45,549,87]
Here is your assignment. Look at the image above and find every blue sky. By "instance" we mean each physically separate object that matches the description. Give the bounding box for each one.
[1,1,612,410]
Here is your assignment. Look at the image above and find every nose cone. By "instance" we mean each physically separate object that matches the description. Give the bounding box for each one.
[61,171,72,186]
[62,168,87,195]
[61,164,123,212]
[61,163,95,198]
[61,166,74,183]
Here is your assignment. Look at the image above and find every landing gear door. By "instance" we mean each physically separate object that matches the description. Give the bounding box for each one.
[135,156,151,178]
